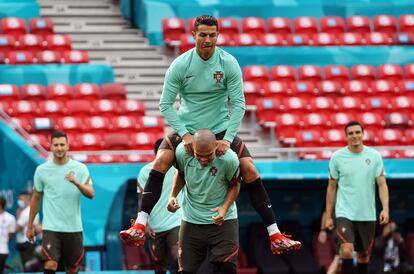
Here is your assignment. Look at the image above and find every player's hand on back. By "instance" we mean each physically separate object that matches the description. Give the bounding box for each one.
[182,133,194,155]
[216,140,231,156]
[167,197,180,212]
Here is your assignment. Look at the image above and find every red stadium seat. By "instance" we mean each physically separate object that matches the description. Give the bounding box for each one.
[330,112,355,129]
[363,129,377,146]
[0,102,11,115]
[274,113,302,141]
[73,83,100,100]
[270,65,296,82]
[346,16,371,34]
[317,80,343,97]
[45,34,72,52]
[138,116,165,136]
[337,32,364,45]
[370,80,397,96]
[241,17,266,37]
[309,97,336,114]
[63,50,89,64]
[243,65,269,84]
[65,100,94,116]
[29,134,49,149]
[365,32,392,45]
[179,33,194,53]
[7,51,35,64]
[324,65,350,82]
[47,84,74,101]
[285,33,311,46]
[401,149,414,158]
[399,15,414,34]
[393,33,414,46]
[87,154,125,164]
[20,84,47,101]
[357,112,383,131]
[29,18,54,37]
[218,17,240,36]
[267,17,292,35]
[377,129,404,146]
[283,97,309,114]
[85,116,112,132]
[405,129,414,145]
[0,35,17,53]
[398,80,414,97]
[294,130,322,147]
[103,133,131,150]
[373,15,397,35]
[162,18,186,46]
[384,112,411,129]
[297,65,322,83]
[18,34,44,53]
[377,64,403,81]
[93,99,119,116]
[130,132,155,150]
[323,129,346,147]
[302,113,328,131]
[124,154,154,163]
[351,64,376,82]
[256,98,282,124]
[10,101,38,118]
[290,81,317,98]
[0,84,19,101]
[390,96,414,116]
[363,96,390,115]
[233,33,258,46]
[11,117,31,132]
[30,117,55,133]
[38,100,66,118]
[112,115,137,132]
[1,18,26,38]
[243,81,264,106]
[74,133,103,151]
[294,16,318,35]
[118,99,146,116]
[258,33,285,46]
[312,33,337,46]
[404,63,414,80]
[336,96,363,115]
[37,50,61,64]
[343,80,370,98]
[216,33,233,47]
[56,116,84,133]
[263,81,289,99]
[320,16,345,34]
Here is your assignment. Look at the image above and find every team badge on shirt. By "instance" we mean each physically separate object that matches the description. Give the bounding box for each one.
[365,159,371,166]
[213,71,223,83]
[210,166,218,176]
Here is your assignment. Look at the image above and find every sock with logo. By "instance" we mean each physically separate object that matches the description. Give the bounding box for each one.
[246,178,276,227]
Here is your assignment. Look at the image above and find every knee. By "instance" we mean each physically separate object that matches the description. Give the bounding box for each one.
[152,149,174,172]
[340,243,354,259]
[44,260,58,271]
[240,157,259,182]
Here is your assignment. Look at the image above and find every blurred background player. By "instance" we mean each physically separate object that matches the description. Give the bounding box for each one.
[0,196,16,274]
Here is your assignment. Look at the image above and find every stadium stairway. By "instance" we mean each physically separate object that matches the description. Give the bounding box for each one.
[36,0,278,159]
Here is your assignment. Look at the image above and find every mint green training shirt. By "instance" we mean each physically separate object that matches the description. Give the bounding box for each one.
[175,143,239,224]
[137,163,182,233]
[34,159,91,232]
[159,47,245,143]
[329,146,385,221]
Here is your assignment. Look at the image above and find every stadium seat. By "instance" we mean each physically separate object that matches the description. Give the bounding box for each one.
[29,18,54,37]
[405,129,414,145]
[93,99,119,116]
[47,83,74,101]
[45,34,72,52]
[118,99,146,116]
[30,117,54,133]
[7,51,35,64]
[330,112,355,129]
[65,100,94,116]
[290,81,317,98]
[363,129,377,146]
[0,84,19,102]
[323,129,346,147]
[122,242,152,270]
[233,33,258,46]
[56,116,84,133]
[309,97,336,115]
[302,113,328,131]
[274,113,302,135]
[130,132,156,150]
[294,130,322,147]
[365,32,392,45]
[218,17,240,36]
[20,84,47,101]
[393,33,414,46]
[294,16,319,35]
[38,100,66,118]
[297,65,322,83]
[256,98,282,124]
[337,32,364,45]
[404,63,414,80]
[399,15,414,34]
[317,80,343,97]
[390,96,414,116]
[125,154,154,163]
[343,80,370,98]
[363,97,390,115]
[324,65,350,82]
[10,101,38,118]
[112,115,137,133]
[267,17,292,35]
[37,50,61,64]
[0,34,16,53]
[216,33,233,47]
[357,112,384,131]
[285,33,311,46]
[103,133,131,150]
[241,17,266,37]
[397,80,414,97]
[258,33,285,46]
[346,16,371,34]
[243,65,269,84]
[373,15,397,35]
[320,16,345,34]
[283,97,309,114]
[383,112,411,129]
[179,33,194,53]
[62,50,89,63]
[370,80,397,96]
[312,33,337,46]
[138,116,164,136]
[244,81,264,106]
[74,133,104,151]
[73,83,100,100]
[85,116,112,132]
[11,117,31,132]
[162,17,186,46]
[377,64,403,81]
[29,134,49,149]
[87,154,125,164]
[351,64,376,82]
[377,128,404,146]
[263,81,290,99]
[1,18,26,38]
[270,65,296,83]
[336,96,363,115]
[18,34,44,53]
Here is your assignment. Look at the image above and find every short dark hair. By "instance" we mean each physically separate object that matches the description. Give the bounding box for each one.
[154,138,163,155]
[194,15,218,32]
[0,196,6,209]
[51,130,68,142]
[344,121,364,134]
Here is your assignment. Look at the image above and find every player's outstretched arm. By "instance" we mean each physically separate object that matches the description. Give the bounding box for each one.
[168,171,185,212]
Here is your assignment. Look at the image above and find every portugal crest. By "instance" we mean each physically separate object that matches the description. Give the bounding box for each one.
[365,158,371,166]
[213,71,223,83]
[210,166,218,176]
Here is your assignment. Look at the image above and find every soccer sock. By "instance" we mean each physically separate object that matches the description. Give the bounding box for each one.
[135,211,148,226]
[246,178,277,227]
[342,258,355,274]
[356,262,368,274]
[267,223,281,235]
[44,270,56,274]
[140,169,165,215]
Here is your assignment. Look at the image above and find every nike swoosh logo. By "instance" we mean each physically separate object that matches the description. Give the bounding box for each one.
[267,205,272,208]
[185,75,194,79]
